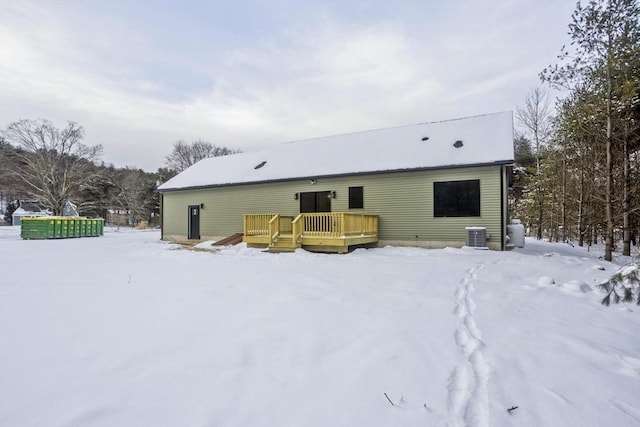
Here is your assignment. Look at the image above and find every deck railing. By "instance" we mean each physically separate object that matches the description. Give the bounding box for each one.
[243,213,277,236]
[244,213,378,240]
[292,214,304,243]
[268,214,280,241]
[302,213,378,238]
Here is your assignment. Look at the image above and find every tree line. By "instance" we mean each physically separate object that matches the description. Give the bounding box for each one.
[512,0,639,261]
[0,118,238,226]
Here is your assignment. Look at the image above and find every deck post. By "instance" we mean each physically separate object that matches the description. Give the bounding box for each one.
[268,214,280,246]
[243,215,247,236]
[292,214,303,248]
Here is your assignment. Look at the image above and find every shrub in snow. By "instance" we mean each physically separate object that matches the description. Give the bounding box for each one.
[598,264,640,306]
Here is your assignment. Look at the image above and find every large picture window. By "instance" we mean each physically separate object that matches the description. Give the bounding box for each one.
[349,186,364,209]
[434,180,480,217]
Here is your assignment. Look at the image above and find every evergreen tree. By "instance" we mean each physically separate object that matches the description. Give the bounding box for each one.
[541,0,640,260]
[599,264,640,305]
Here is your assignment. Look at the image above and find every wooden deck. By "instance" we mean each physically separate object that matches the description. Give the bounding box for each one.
[243,213,379,253]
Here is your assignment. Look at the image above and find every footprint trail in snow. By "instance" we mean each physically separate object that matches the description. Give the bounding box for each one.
[447,262,490,427]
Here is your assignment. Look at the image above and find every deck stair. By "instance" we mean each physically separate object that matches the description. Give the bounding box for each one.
[268,233,300,252]
[213,233,244,246]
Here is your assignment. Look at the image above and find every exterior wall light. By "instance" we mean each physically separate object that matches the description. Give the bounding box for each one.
[331,191,336,198]
[310,179,317,184]
[294,193,299,200]
[200,203,205,209]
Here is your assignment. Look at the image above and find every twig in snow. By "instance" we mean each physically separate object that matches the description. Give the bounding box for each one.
[384,393,394,406]
[507,406,518,413]
[128,274,131,284]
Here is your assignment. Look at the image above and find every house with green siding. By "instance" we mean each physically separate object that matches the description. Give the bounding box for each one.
[158,112,514,251]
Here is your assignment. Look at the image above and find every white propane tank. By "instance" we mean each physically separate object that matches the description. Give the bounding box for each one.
[507,220,525,248]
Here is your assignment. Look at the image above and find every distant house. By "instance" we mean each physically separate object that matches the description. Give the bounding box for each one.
[12,201,52,225]
[158,112,515,251]
[62,201,79,217]
[106,209,130,226]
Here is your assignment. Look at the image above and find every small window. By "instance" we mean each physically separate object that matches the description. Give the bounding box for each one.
[349,186,364,209]
[434,180,480,217]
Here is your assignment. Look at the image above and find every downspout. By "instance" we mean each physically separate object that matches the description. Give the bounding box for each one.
[160,192,164,241]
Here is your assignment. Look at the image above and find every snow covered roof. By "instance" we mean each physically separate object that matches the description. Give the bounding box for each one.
[158,111,514,191]
[12,208,50,217]
[13,202,50,214]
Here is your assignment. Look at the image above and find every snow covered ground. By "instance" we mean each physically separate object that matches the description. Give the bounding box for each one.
[0,226,638,427]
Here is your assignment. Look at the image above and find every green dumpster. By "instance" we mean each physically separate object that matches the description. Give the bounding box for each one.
[21,216,105,239]
[45,219,56,238]
[53,219,64,238]
[52,217,70,238]
[46,219,56,238]
[67,218,77,238]
[93,219,100,236]
[21,218,55,239]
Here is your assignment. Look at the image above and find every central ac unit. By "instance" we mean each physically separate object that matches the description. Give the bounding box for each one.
[465,226,487,248]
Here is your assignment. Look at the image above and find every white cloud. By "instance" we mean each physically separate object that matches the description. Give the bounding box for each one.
[0,0,576,171]
[188,21,449,144]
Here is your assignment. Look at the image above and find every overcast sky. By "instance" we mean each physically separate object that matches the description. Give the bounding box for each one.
[0,0,576,172]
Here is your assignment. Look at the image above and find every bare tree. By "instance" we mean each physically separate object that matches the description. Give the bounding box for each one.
[1,119,103,215]
[165,139,240,172]
[114,167,156,226]
[516,87,551,173]
[516,88,552,239]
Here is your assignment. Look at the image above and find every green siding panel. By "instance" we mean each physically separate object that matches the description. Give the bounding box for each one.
[161,165,506,247]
